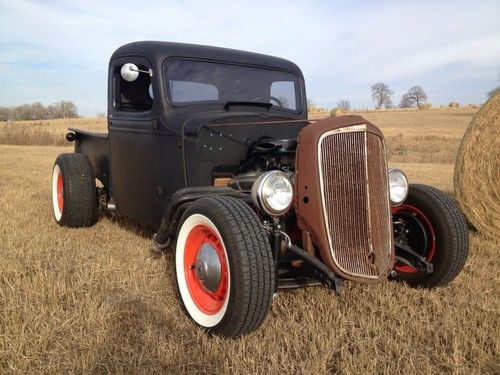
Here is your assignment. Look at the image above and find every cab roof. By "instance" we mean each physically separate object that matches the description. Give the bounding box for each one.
[111,41,303,76]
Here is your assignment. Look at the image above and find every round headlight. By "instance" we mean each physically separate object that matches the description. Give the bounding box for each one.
[251,171,293,216]
[388,168,409,206]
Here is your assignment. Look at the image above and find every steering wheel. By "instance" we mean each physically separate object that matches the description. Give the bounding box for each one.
[251,96,284,108]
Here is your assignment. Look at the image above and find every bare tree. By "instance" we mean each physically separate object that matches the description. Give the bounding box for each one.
[399,95,413,108]
[371,82,394,109]
[0,101,79,120]
[12,104,31,120]
[52,100,78,118]
[46,104,58,119]
[336,99,351,111]
[30,102,47,120]
[0,107,12,121]
[399,86,428,108]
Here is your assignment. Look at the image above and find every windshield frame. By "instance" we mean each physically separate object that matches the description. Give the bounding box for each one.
[162,58,304,114]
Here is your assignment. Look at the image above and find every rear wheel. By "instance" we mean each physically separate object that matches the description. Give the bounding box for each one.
[393,184,469,287]
[175,196,274,337]
[52,153,98,227]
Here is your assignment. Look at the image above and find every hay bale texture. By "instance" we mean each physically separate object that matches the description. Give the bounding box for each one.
[330,108,344,117]
[454,94,500,238]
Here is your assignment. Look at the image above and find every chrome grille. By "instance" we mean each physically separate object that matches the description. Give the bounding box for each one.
[318,125,392,278]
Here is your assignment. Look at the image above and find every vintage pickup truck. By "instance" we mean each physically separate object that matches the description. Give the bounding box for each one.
[52,41,468,337]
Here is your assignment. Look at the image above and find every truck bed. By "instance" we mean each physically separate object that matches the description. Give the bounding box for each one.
[68,127,110,190]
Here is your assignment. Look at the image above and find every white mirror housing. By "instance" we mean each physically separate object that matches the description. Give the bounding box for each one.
[120,63,140,82]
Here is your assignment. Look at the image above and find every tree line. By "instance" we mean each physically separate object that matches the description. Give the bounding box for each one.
[370,83,428,109]
[0,100,79,121]
[310,85,430,113]
[318,78,499,113]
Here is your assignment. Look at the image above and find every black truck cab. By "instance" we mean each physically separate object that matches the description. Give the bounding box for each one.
[78,41,308,224]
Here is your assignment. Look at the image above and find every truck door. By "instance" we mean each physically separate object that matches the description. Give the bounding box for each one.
[108,56,165,225]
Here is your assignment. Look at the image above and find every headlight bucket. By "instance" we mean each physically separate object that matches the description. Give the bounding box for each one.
[388,168,409,206]
[251,171,293,216]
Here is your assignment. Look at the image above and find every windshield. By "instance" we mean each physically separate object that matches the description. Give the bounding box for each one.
[164,60,302,112]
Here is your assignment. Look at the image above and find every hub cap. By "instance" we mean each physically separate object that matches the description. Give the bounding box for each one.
[194,243,222,293]
[184,224,229,315]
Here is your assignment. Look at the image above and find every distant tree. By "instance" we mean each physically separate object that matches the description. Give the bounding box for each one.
[0,107,12,121]
[399,86,428,108]
[488,86,500,98]
[96,112,106,118]
[12,104,31,121]
[0,100,79,121]
[371,82,394,109]
[46,104,58,119]
[29,102,47,120]
[399,96,412,108]
[336,99,351,111]
[51,100,78,118]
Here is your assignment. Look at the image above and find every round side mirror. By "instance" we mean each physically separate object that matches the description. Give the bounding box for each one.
[120,63,139,82]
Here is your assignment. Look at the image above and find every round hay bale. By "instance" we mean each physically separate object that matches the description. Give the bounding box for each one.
[454,94,500,238]
[330,108,344,117]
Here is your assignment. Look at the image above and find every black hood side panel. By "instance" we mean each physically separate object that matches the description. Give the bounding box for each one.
[183,115,308,186]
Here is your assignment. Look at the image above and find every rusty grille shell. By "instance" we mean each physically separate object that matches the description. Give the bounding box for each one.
[295,116,394,282]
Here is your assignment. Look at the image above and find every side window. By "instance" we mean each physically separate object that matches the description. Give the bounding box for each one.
[270,81,296,110]
[117,64,153,112]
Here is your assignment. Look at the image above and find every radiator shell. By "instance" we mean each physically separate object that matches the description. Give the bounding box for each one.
[295,115,394,282]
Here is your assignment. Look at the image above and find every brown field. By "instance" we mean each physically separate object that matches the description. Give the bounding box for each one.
[0,118,107,146]
[1,109,499,374]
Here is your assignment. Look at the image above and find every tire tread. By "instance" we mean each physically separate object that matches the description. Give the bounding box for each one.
[54,153,97,227]
[398,184,469,287]
[177,195,274,337]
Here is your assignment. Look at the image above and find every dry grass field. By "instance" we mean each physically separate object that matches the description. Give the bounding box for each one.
[1,109,499,374]
[0,118,107,146]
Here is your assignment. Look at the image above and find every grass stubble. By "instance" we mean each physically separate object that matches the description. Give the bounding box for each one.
[0,108,499,374]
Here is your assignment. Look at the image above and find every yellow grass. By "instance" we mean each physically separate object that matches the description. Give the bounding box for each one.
[0,118,107,146]
[1,108,499,373]
[310,107,475,135]
[0,108,476,164]
[310,108,477,164]
[10,117,107,134]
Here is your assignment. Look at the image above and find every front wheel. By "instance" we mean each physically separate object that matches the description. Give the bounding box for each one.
[392,184,469,287]
[175,196,275,337]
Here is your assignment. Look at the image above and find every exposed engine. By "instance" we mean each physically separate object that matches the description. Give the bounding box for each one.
[239,137,297,174]
[227,137,297,191]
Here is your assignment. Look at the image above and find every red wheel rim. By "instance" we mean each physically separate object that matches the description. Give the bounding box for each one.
[57,172,64,213]
[392,204,436,273]
[183,224,228,315]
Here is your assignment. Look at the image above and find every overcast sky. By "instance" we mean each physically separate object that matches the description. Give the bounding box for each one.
[0,0,499,115]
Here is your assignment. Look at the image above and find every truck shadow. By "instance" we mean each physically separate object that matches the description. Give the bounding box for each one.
[103,212,156,239]
[93,258,220,374]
